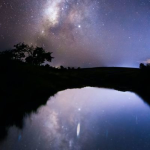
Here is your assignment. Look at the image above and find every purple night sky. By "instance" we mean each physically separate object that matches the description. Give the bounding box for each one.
[1,0,150,67]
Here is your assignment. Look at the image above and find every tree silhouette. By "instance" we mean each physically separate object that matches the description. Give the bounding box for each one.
[60,66,65,70]
[139,63,145,69]
[13,43,28,60]
[146,63,150,68]
[0,43,54,65]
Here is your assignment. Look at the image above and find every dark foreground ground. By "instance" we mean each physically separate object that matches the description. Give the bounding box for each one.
[0,60,150,140]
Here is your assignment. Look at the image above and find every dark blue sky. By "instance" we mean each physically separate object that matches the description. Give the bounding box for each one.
[1,0,150,67]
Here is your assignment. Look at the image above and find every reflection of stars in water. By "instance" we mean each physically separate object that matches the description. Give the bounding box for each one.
[136,116,138,124]
[2,88,150,150]
[69,140,73,148]
[18,134,22,142]
[105,130,109,138]
[77,123,80,137]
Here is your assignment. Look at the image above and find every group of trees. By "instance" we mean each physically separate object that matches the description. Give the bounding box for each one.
[59,66,81,70]
[0,43,53,65]
[0,43,81,70]
[140,63,150,69]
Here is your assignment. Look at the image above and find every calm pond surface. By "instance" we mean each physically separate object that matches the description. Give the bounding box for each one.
[1,87,150,150]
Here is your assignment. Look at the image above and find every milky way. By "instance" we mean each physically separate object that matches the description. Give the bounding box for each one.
[1,0,150,67]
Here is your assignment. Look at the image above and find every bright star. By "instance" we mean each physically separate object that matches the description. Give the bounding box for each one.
[78,25,81,28]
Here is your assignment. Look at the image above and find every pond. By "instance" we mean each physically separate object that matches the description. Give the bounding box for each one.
[1,87,150,150]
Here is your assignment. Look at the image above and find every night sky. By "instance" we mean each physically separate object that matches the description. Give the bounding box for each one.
[1,0,150,67]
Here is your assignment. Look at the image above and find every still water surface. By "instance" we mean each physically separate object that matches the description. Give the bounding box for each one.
[1,87,150,150]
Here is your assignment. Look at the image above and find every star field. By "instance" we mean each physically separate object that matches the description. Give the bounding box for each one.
[1,0,150,67]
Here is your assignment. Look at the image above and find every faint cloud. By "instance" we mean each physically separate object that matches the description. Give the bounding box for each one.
[143,59,150,64]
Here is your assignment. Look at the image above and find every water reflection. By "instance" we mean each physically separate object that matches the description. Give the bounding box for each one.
[1,87,150,150]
